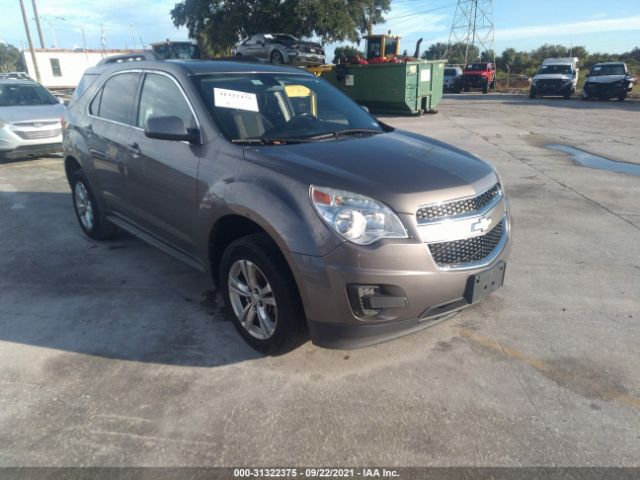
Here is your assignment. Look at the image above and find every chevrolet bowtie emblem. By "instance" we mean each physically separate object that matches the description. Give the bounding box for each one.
[471,217,492,233]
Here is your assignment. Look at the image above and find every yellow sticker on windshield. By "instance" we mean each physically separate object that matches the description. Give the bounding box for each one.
[213,88,259,112]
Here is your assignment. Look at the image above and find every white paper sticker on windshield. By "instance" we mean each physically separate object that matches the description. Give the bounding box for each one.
[214,88,259,112]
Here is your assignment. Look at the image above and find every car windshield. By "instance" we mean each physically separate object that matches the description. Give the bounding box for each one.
[538,65,572,74]
[590,64,626,76]
[465,63,487,71]
[192,73,384,144]
[0,83,59,106]
[266,34,297,43]
[444,68,458,76]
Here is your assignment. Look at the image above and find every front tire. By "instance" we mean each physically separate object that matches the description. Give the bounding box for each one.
[482,81,488,94]
[220,233,307,354]
[70,170,117,240]
[270,50,284,65]
[529,87,536,99]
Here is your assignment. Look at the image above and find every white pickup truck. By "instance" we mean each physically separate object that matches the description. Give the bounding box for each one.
[530,57,579,99]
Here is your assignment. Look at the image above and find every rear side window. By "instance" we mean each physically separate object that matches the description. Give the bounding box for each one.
[137,73,196,130]
[95,72,140,124]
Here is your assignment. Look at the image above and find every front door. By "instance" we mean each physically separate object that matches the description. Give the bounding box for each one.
[127,71,200,256]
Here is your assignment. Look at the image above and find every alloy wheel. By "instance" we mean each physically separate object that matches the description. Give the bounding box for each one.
[228,259,277,340]
[74,181,94,231]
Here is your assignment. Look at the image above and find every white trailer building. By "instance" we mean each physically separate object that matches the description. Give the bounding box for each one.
[22,49,142,90]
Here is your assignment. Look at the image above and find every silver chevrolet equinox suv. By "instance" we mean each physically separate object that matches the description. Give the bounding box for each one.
[63,60,511,353]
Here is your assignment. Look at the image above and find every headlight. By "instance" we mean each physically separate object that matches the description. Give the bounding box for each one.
[310,186,408,245]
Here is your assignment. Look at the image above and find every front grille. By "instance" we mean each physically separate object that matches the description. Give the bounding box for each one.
[537,79,563,89]
[417,184,500,223]
[428,220,504,267]
[14,128,61,140]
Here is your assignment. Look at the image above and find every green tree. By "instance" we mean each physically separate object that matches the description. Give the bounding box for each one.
[171,0,390,57]
[332,45,364,63]
[0,43,25,73]
[422,42,479,65]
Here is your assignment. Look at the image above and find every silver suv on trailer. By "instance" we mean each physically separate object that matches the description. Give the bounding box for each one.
[63,60,511,353]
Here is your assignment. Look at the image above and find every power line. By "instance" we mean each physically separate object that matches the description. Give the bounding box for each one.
[386,1,458,21]
[446,0,495,64]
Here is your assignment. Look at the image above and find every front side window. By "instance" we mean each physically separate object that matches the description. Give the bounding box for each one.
[96,73,139,124]
[192,73,383,143]
[0,83,58,106]
[137,73,196,130]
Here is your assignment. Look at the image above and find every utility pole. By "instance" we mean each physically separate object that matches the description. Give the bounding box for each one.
[129,24,136,51]
[445,0,495,66]
[80,25,87,50]
[30,0,45,48]
[367,0,374,35]
[100,24,106,51]
[18,0,41,81]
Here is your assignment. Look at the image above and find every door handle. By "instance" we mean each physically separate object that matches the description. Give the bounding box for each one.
[127,142,141,157]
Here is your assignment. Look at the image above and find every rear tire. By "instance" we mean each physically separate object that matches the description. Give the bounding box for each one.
[618,92,626,101]
[271,50,284,65]
[70,170,118,240]
[220,233,307,354]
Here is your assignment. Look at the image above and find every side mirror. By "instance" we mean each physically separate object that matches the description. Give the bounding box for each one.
[145,116,199,143]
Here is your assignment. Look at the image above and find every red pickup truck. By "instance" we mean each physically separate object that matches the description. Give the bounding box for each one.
[462,62,496,94]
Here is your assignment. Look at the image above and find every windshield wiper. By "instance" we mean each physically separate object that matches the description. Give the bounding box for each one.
[231,137,315,146]
[305,128,383,140]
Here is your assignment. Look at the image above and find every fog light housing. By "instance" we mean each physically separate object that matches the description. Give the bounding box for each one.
[347,284,408,319]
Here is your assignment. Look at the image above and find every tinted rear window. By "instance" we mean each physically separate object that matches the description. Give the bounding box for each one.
[71,73,99,101]
[96,73,140,124]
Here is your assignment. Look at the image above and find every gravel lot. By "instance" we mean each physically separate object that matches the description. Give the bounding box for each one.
[0,94,639,467]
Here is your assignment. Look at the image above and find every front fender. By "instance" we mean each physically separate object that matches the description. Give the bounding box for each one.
[195,173,342,262]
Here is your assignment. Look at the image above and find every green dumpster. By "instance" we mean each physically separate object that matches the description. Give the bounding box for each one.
[321,60,445,115]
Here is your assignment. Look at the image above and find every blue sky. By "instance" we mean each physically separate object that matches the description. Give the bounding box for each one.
[1,0,639,57]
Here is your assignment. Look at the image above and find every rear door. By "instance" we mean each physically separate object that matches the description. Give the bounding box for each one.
[126,71,200,255]
[86,71,141,215]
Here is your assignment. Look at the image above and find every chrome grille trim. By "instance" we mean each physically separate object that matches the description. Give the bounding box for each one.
[14,128,62,140]
[416,184,501,223]
[427,217,508,271]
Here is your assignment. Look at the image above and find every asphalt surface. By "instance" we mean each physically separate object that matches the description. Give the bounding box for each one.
[0,94,639,467]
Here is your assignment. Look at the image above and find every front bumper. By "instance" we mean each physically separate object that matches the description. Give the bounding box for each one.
[290,211,511,349]
[583,82,628,98]
[287,51,325,66]
[463,75,488,88]
[532,80,573,96]
[0,124,62,159]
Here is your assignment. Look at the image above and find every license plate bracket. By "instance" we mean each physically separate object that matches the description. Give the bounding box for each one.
[464,261,506,304]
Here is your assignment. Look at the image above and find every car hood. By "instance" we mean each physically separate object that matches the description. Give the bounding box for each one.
[586,75,626,84]
[0,103,65,123]
[533,74,572,81]
[243,130,498,214]
[282,39,323,50]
